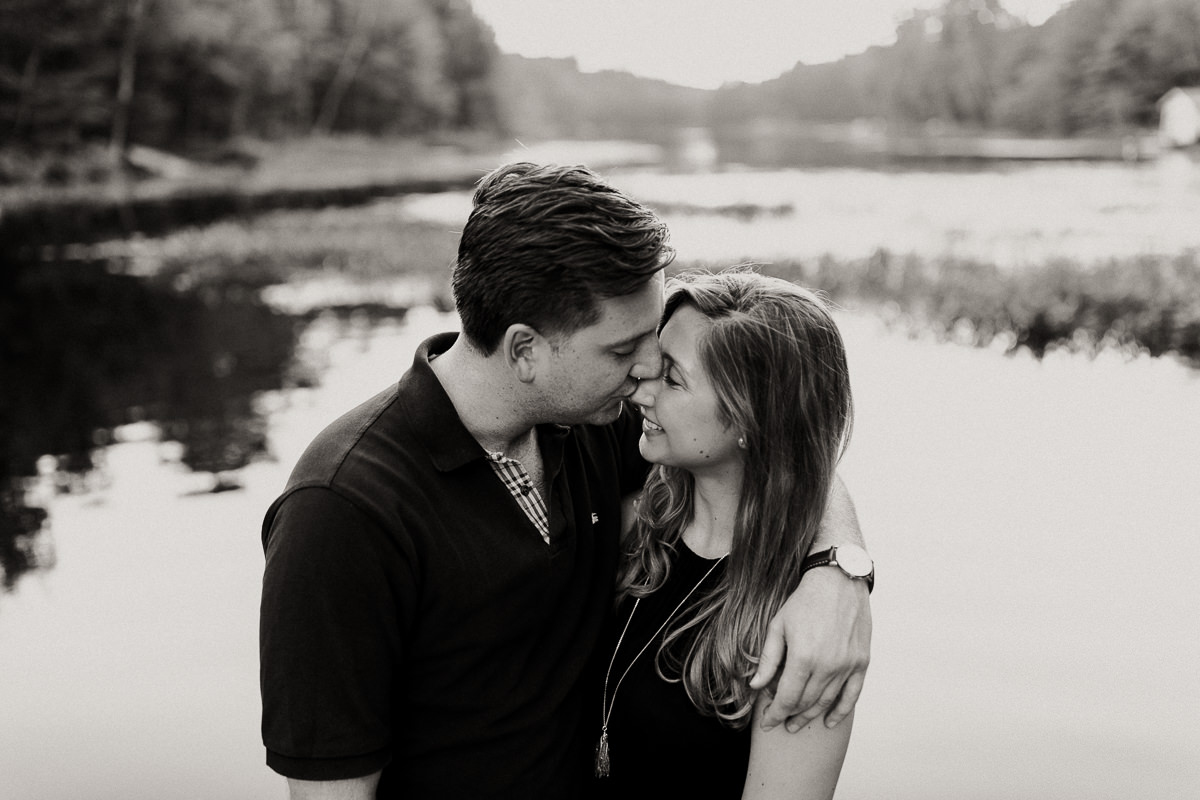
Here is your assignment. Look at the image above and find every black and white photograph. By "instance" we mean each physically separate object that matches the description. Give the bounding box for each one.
[2,0,1198,797]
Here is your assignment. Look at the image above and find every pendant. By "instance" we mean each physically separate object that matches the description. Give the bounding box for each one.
[594,729,610,777]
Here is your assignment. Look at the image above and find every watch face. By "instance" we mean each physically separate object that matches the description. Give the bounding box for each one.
[835,545,873,578]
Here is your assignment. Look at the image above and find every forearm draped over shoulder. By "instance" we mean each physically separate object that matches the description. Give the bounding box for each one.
[811,475,864,550]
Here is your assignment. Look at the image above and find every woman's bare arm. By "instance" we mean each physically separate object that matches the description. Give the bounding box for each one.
[741,694,854,800]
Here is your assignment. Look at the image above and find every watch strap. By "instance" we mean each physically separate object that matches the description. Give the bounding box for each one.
[801,547,836,571]
[801,546,874,593]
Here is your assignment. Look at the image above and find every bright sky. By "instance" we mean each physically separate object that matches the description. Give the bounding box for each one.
[470,0,1071,89]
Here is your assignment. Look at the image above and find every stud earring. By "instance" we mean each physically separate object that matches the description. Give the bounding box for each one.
[737,436,747,449]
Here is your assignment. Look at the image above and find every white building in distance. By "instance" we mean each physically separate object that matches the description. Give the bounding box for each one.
[1158,87,1200,148]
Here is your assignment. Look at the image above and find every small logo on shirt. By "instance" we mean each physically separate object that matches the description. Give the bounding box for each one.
[591,513,599,525]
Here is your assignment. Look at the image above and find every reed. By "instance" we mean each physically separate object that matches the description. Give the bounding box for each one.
[705,249,1200,368]
[41,199,1200,370]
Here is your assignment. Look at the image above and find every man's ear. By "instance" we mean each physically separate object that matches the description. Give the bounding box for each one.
[503,324,542,383]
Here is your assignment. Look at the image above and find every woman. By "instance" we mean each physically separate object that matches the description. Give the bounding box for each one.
[589,270,857,799]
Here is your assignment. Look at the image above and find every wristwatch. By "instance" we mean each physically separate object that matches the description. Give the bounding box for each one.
[801,544,874,593]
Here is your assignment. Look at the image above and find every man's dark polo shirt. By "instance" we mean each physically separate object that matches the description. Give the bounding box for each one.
[260,332,647,798]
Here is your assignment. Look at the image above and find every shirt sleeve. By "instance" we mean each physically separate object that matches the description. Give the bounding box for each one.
[259,486,414,780]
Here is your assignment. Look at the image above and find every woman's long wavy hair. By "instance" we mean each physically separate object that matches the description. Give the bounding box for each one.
[616,269,854,729]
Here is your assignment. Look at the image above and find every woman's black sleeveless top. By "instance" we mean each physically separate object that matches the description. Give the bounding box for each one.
[585,544,750,799]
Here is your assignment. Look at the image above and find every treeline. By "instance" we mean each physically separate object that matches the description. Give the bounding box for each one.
[4,0,1200,172]
[714,0,1200,135]
[0,0,500,156]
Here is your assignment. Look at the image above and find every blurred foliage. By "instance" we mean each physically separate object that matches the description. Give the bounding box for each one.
[711,0,1200,136]
[125,193,1186,368]
[0,0,501,160]
[102,196,1200,371]
[132,202,462,291]
[5,0,1198,184]
[751,248,1200,366]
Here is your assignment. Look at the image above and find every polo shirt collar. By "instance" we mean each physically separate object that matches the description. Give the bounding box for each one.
[400,332,570,473]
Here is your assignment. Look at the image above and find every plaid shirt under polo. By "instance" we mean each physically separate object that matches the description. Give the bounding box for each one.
[484,450,551,544]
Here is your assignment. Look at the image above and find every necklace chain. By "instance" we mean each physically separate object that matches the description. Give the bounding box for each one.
[595,553,727,778]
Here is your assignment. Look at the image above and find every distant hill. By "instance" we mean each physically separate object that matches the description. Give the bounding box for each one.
[711,0,1200,137]
[494,0,1200,142]
[493,54,710,141]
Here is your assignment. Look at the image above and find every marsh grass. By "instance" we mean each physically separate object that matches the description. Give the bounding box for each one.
[922,251,1193,365]
[682,249,1200,369]
[90,203,462,307]
[78,201,1200,370]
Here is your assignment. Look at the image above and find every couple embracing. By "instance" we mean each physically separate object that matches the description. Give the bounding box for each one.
[260,162,873,799]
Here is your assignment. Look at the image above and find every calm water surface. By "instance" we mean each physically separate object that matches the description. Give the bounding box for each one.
[401,154,1200,267]
[2,306,1198,799]
[3,160,1200,799]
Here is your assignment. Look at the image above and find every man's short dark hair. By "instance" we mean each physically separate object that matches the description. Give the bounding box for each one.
[452,162,674,354]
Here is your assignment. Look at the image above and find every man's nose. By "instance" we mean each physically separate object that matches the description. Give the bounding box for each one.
[629,341,662,383]
[630,377,659,408]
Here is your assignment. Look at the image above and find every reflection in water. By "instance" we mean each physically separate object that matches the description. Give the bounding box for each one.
[0,487,48,591]
[713,124,892,170]
[0,258,300,591]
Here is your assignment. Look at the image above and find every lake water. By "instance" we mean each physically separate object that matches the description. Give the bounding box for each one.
[402,148,1200,268]
[3,158,1200,799]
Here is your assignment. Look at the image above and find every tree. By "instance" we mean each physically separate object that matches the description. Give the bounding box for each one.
[0,0,123,147]
[1091,0,1200,128]
[429,0,501,129]
[311,0,380,134]
[1,0,504,155]
[109,0,145,160]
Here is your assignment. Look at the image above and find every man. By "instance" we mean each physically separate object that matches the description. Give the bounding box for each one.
[260,163,872,799]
